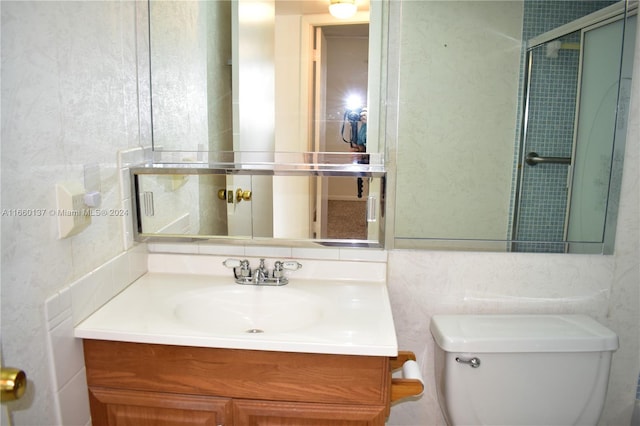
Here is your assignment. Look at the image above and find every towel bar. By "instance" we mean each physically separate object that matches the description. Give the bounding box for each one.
[526,152,571,166]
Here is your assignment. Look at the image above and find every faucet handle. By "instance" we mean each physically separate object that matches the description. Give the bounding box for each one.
[239,260,251,277]
[273,261,301,279]
[282,261,302,271]
[223,258,242,268]
[223,258,251,279]
[273,261,284,278]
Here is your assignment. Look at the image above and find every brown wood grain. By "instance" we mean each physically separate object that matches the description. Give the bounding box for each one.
[89,387,232,426]
[233,398,387,425]
[83,340,391,406]
[388,351,416,371]
[390,378,423,403]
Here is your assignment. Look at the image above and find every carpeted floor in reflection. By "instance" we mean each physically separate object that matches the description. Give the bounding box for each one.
[327,200,367,240]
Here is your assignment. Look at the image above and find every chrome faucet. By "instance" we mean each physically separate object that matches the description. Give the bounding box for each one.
[254,259,268,284]
[223,258,302,286]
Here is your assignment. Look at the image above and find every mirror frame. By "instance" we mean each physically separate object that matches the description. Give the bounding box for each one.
[130,154,387,248]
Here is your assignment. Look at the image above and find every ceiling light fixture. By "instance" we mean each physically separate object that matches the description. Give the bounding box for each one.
[329,0,357,19]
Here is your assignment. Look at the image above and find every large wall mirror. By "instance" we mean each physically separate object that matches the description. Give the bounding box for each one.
[139,0,636,253]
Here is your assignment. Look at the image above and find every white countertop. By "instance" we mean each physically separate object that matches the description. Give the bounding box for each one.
[74,265,398,356]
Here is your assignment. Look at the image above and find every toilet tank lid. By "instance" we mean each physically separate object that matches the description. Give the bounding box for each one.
[430,314,619,353]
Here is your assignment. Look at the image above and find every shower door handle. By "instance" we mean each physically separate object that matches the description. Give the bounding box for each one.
[526,152,571,166]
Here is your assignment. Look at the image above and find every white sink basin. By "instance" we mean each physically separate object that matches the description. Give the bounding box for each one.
[74,271,398,356]
[173,286,326,334]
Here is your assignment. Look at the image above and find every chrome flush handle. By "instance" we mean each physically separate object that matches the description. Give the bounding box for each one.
[455,356,481,368]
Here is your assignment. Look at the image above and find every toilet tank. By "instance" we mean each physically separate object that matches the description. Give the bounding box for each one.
[430,314,619,426]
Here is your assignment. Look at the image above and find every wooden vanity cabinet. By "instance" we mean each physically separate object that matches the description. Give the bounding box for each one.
[83,340,392,426]
[87,387,232,426]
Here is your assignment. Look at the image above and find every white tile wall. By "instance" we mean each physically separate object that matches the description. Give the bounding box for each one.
[44,246,147,426]
[146,252,387,283]
[148,241,388,263]
[57,370,91,426]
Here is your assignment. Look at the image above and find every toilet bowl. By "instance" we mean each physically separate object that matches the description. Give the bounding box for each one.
[430,314,618,426]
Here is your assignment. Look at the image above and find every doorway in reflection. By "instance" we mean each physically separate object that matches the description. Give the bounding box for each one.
[308,22,370,239]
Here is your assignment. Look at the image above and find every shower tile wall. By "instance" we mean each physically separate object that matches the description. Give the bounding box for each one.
[512,0,616,252]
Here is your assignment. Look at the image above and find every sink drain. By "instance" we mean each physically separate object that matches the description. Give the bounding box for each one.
[246,328,264,334]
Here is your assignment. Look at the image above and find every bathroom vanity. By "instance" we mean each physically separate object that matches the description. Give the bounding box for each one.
[83,340,393,425]
[75,254,421,425]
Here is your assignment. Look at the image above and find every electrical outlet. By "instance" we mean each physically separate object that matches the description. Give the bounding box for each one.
[55,183,91,238]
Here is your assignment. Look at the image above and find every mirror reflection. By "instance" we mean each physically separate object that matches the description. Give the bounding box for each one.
[133,171,384,243]
[393,0,636,253]
[149,0,374,154]
[149,0,233,152]
[513,10,636,253]
[143,0,635,253]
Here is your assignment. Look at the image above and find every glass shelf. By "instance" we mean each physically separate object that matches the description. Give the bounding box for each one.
[139,151,385,177]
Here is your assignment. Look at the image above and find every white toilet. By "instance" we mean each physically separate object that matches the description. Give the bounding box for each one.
[430,314,618,426]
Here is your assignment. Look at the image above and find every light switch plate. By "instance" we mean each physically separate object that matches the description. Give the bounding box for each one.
[55,183,90,238]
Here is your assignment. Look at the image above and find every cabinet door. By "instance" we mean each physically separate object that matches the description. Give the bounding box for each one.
[88,387,232,426]
[232,399,386,426]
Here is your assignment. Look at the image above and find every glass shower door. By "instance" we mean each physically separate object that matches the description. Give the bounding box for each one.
[565,14,637,253]
[512,5,636,253]
[513,31,582,253]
